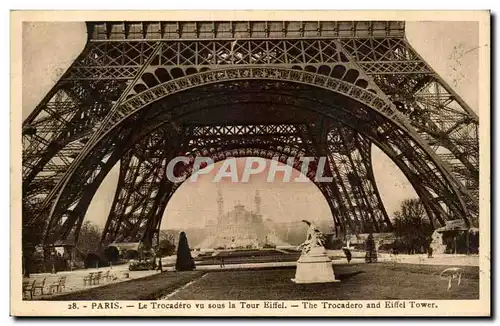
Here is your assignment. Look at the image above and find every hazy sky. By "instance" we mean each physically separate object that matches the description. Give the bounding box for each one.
[21,21,479,230]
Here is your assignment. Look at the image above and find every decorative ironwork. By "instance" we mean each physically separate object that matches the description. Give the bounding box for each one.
[22,20,479,249]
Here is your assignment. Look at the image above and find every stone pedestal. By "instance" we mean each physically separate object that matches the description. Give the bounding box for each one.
[291,246,339,284]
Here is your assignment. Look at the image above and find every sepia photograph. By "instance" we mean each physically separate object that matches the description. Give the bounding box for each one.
[11,10,490,317]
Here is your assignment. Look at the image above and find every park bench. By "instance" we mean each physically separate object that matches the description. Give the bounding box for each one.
[93,271,103,285]
[22,279,36,299]
[49,276,67,294]
[83,270,116,286]
[83,272,94,286]
[101,270,110,282]
[32,277,47,296]
[107,271,119,281]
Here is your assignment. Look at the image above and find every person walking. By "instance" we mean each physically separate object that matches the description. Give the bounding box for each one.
[427,246,434,258]
[343,247,352,263]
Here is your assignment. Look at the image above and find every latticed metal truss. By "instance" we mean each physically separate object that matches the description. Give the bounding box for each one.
[97,122,393,245]
[22,21,479,249]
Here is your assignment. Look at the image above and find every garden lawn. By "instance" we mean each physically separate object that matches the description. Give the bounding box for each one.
[167,263,479,300]
[44,271,204,301]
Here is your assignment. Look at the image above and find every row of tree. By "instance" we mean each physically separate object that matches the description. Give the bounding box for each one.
[77,222,178,258]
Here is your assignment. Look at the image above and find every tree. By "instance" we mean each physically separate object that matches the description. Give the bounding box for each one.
[104,246,120,263]
[157,239,176,257]
[160,230,177,243]
[175,231,195,271]
[157,230,177,257]
[393,198,434,254]
[85,253,101,269]
[153,233,176,272]
[77,220,102,256]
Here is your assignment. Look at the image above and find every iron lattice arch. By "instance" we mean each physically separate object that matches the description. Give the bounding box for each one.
[22,21,479,248]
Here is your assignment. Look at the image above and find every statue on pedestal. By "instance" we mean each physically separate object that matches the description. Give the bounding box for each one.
[291,220,339,284]
[297,220,325,254]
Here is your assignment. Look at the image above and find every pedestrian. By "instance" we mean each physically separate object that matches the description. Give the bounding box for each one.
[157,257,163,272]
[343,248,352,263]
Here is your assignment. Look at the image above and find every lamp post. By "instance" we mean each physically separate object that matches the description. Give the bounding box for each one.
[51,251,56,274]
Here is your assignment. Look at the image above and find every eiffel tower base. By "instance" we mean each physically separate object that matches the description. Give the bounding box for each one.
[291,247,340,284]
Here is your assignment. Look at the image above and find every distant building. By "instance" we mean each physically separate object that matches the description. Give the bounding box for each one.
[345,233,398,251]
[198,189,290,249]
[108,242,142,253]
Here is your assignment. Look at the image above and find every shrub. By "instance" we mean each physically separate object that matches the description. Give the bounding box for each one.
[175,232,196,271]
[129,259,156,271]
